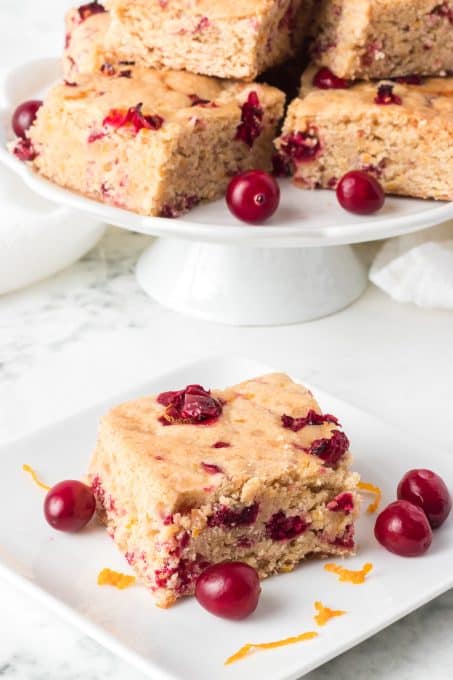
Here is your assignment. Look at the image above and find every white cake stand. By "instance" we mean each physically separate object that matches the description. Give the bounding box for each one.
[2,58,453,325]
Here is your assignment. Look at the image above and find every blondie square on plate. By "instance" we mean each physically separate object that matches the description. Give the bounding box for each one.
[20,68,284,217]
[310,0,453,80]
[102,0,312,81]
[274,65,453,200]
[87,373,360,608]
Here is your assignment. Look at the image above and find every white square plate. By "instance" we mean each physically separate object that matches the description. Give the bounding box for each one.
[1,355,452,680]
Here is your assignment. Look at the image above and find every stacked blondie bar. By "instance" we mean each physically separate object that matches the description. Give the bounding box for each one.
[11,0,453,213]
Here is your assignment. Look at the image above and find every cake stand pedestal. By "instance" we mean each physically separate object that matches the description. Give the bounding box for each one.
[1,58,453,325]
[136,239,367,325]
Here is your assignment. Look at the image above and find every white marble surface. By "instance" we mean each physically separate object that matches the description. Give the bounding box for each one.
[1,2,453,679]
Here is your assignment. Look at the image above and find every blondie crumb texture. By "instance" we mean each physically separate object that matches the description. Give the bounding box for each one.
[275,66,453,201]
[310,0,453,80]
[87,373,360,608]
[103,0,312,81]
[25,69,284,217]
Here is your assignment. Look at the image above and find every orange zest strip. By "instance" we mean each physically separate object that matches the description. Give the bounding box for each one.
[224,631,318,666]
[22,464,51,492]
[97,568,136,590]
[324,562,373,584]
[314,601,346,626]
[357,481,382,513]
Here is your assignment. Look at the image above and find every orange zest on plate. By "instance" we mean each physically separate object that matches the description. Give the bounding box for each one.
[357,481,382,513]
[324,562,373,584]
[314,600,346,626]
[22,464,51,492]
[97,568,136,590]
[225,631,318,665]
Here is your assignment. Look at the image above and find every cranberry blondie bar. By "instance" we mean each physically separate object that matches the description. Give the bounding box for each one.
[310,0,453,80]
[22,69,284,217]
[103,0,312,81]
[275,65,453,200]
[87,374,360,608]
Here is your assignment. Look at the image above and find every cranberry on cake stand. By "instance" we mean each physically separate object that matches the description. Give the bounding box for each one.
[1,58,453,325]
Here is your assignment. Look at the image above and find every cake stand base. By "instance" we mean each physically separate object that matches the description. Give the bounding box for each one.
[135,238,367,325]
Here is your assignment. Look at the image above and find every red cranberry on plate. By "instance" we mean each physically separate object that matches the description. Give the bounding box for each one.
[195,561,261,620]
[226,170,280,224]
[397,469,451,529]
[12,100,43,138]
[44,480,96,532]
[336,170,385,215]
[374,500,432,557]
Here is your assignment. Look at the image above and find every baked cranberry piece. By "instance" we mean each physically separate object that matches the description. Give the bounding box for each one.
[44,480,96,532]
[281,410,339,432]
[265,511,309,540]
[157,384,223,424]
[312,67,351,89]
[196,562,261,620]
[235,91,263,148]
[395,75,422,85]
[208,503,259,528]
[327,492,354,514]
[78,1,106,22]
[336,171,385,215]
[397,469,451,529]
[103,103,164,133]
[12,100,43,138]
[309,430,350,467]
[13,138,37,162]
[226,170,280,224]
[374,500,432,556]
[279,129,321,163]
[374,83,402,105]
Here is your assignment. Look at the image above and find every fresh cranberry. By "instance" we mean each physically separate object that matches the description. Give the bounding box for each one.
[78,1,106,22]
[312,67,351,89]
[336,170,385,215]
[374,500,433,556]
[278,129,321,165]
[44,480,96,532]
[281,410,339,432]
[195,562,261,620]
[157,384,223,424]
[235,91,263,148]
[226,170,280,224]
[397,469,451,529]
[12,100,43,138]
[265,511,309,540]
[309,430,350,467]
[374,83,402,105]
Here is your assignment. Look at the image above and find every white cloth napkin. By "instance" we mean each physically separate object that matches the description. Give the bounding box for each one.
[369,221,453,309]
[0,163,105,295]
